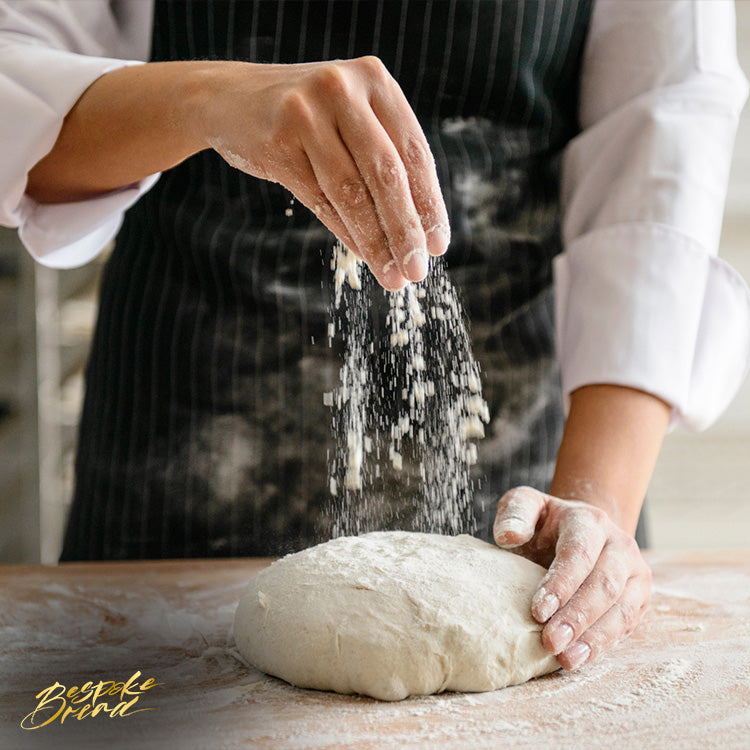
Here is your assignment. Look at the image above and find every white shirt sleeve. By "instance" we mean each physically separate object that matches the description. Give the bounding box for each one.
[0,0,157,268]
[556,0,750,431]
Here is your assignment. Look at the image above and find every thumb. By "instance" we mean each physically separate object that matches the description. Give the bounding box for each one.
[493,486,547,548]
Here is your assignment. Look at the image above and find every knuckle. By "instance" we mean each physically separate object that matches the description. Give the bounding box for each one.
[278,89,314,130]
[390,217,424,251]
[566,540,595,569]
[598,572,622,602]
[375,155,408,190]
[502,486,539,510]
[338,178,367,209]
[546,569,577,601]
[404,133,433,170]
[567,605,591,633]
[356,54,390,83]
[618,601,640,634]
[584,505,608,526]
[316,63,352,99]
[311,193,333,221]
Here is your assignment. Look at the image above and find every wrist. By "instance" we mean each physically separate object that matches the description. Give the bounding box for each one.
[550,384,670,535]
[176,60,241,153]
[548,476,633,536]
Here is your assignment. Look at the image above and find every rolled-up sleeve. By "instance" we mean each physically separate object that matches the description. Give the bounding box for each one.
[556,0,750,430]
[0,0,157,268]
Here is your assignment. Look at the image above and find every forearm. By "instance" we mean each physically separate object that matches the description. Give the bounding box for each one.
[550,384,671,536]
[24,56,448,288]
[25,61,216,203]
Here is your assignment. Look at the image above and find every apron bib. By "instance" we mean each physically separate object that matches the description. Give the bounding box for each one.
[63,0,594,560]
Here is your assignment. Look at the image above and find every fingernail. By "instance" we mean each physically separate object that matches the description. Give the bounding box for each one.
[402,248,428,281]
[565,641,591,670]
[426,223,451,256]
[533,590,560,622]
[493,516,526,546]
[382,260,405,290]
[549,623,575,654]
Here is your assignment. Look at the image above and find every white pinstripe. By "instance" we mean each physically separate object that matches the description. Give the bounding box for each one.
[454,0,481,117]
[478,1,502,116]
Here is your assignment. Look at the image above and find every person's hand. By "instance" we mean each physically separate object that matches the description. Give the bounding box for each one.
[493,486,651,671]
[26,56,447,289]
[195,57,450,289]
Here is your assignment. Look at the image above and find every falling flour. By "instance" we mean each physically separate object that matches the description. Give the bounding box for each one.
[326,243,489,537]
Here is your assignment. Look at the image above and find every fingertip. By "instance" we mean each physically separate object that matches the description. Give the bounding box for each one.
[560,640,591,671]
[381,260,407,291]
[545,622,575,655]
[426,222,450,256]
[402,248,428,282]
[531,588,560,623]
[492,516,531,548]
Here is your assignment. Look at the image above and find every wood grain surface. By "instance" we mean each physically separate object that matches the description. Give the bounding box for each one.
[1,550,749,749]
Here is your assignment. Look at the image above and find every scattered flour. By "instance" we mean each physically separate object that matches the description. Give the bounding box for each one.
[326,243,489,537]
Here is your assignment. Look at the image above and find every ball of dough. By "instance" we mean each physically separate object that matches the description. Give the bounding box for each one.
[233,531,559,701]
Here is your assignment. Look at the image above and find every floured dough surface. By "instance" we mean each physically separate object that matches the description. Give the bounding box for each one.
[233,531,559,701]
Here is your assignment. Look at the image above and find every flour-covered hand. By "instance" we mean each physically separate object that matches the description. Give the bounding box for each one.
[195,57,450,289]
[492,486,651,671]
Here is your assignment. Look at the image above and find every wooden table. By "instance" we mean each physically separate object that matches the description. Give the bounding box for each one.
[1,550,749,749]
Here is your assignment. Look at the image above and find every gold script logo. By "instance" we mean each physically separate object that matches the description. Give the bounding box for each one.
[20,670,162,730]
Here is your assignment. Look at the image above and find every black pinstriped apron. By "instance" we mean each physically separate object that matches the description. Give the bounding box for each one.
[62,0,597,561]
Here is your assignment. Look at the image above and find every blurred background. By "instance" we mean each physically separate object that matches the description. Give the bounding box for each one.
[1,4,749,564]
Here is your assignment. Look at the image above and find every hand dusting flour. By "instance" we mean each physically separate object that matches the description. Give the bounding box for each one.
[326,243,489,536]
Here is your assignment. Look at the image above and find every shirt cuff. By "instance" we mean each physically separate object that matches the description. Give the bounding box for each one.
[17,174,161,268]
[0,43,159,266]
[554,222,750,431]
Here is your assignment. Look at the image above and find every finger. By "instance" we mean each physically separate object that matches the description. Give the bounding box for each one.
[370,78,450,258]
[300,127,409,291]
[540,539,631,655]
[557,574,650,671]
[276,148,364,262]
[493,486,547,548]
[530,505,608,624]
[335,104,430,283]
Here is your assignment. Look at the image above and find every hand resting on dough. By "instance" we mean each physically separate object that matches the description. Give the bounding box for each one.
[490,385,669,671]
[494,486,652,672]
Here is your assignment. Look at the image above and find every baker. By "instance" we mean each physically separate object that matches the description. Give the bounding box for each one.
[1,0,748,675]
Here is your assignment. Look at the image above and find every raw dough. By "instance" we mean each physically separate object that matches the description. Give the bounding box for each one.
[233,531,559,701]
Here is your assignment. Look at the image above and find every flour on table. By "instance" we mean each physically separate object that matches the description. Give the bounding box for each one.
[233,531,559,701]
